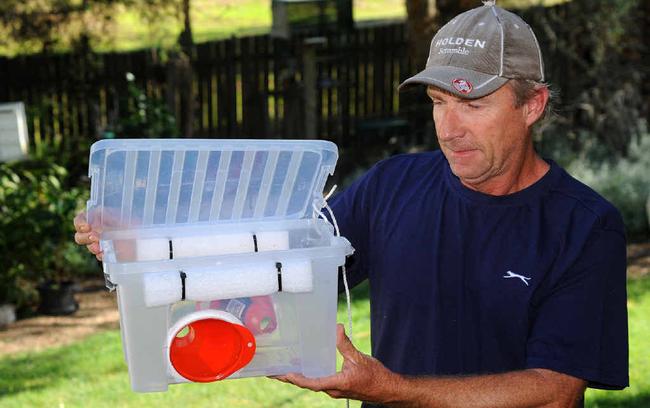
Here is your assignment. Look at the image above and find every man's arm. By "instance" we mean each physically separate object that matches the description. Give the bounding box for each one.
[275,324,586,408]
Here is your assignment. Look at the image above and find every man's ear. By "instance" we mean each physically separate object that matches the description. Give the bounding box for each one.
[524,86,549,127]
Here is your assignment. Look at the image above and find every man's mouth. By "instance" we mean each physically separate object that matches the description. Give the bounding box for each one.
[447,147,477,158]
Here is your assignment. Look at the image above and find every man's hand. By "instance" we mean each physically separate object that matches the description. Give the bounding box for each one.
[73,211,103,261]
[273,324,404,404]
[273,324,587,408]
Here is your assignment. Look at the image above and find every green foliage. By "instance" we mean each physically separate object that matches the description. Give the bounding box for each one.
[585,276,650,407]
[567,128,650,239]
[525,0,647,160]
[107,73,179,138]
[0,0,121,55]
[0,159,98,308]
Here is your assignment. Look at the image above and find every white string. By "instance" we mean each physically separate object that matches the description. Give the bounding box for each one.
[313,185,353,408]
[323,200,352,339]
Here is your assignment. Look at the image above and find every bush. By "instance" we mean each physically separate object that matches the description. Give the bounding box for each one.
[0,160,99,310]
[567,128,650,240]
[104,72,179,139]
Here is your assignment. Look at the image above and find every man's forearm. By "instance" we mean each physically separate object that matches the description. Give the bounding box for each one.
[385,368,586,408]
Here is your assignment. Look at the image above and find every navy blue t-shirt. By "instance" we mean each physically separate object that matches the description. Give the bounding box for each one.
[330,151,628,405]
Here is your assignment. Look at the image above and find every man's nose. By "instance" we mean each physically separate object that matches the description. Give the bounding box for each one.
[435,105,464,140]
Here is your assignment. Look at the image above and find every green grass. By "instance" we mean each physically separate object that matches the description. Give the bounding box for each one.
[0,283,371,408]
[585,275,650,407]
[1,277,647,407]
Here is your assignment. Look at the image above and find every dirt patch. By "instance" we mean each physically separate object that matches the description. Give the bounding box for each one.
[1,242,649,357]
[0,280,118,357]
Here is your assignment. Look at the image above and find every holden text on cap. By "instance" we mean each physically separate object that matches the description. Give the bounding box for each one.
[435,37,486,49]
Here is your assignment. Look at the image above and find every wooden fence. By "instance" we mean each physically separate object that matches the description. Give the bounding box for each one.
[0,22,428,155]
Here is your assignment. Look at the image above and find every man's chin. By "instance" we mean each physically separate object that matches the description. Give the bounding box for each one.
[448,164,490,187]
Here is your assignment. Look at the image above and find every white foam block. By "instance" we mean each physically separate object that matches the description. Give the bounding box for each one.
[143,271,182,307]
[281,259,313,293]
[173,233,255,258]
[256,230,290,252]
[135,239,170,262]
[184,263,278,301]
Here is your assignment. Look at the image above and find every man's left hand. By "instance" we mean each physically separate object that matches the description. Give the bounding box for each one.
[273,324,403,404]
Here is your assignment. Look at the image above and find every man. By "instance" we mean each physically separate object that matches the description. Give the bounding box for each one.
[272,2,628,407]
[75,3,628,407]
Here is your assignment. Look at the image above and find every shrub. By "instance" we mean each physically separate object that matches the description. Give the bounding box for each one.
[567,128,650,240]
[0,160,99,310]
[105,72,179,138]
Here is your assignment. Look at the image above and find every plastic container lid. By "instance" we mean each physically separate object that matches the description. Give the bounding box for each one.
[87,139,338,231]
[168,310,256,382]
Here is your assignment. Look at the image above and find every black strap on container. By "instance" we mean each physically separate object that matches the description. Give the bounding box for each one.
[169,240,174,259]
[180,271,187,300]
[276,262,283,292]
[253,234,259,252]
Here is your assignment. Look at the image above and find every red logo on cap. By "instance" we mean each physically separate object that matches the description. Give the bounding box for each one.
[452,78,473,94]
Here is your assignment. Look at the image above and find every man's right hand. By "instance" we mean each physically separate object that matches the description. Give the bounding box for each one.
[73,212,103,261]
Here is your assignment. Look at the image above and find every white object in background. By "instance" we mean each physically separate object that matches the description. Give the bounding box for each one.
[0,304,17,328]
[0,102,29,162]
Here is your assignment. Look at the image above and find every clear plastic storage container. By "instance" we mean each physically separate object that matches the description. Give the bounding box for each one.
[87,139,353,392]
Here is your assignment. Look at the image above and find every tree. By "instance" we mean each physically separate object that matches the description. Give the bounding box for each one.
[0,0,126,55]
[133,0,196,137]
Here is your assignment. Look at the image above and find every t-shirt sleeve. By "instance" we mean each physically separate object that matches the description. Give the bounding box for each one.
[525,227,629,389]
[327,165,380,290]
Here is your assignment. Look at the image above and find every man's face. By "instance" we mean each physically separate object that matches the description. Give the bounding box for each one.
[428,84,530,189]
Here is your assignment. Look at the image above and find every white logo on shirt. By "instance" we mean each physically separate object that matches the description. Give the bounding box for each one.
[503,271,531,286]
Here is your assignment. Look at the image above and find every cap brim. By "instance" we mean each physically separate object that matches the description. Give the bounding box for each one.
[398,65,508,99]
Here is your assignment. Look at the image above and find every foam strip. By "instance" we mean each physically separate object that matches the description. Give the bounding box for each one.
[173,233,255,258]
[280,259,313,293]
[256,231,290,252]
[184,264,278,301]
[143,271,183,307]
[135,238,170,262]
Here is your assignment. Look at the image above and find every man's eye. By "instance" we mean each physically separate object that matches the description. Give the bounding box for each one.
[466,103,481,109]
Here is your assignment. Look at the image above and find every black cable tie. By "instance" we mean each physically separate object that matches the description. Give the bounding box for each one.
[276,262,283,292]
[169,240,174,260]
[180,271,187,300]
[253,234,259,252]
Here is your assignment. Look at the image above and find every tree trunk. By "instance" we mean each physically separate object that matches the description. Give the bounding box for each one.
[176,0,194,138]
[179,0,193,56]
[642,0,650,119]
[435,0,482,23]
[405,0,434,73]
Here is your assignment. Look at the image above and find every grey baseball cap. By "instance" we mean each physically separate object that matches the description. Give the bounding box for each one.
[399,1,545,99]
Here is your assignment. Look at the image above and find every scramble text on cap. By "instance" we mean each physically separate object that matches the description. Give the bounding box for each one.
[399,1,545,99]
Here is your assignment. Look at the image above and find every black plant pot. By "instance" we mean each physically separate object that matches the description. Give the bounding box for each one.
[37,281,79,316]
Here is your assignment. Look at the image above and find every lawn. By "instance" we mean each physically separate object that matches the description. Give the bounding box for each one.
[95,0,570,53]
[0,0,571,56]
[0,283,371,408]
[1,275,648,407]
